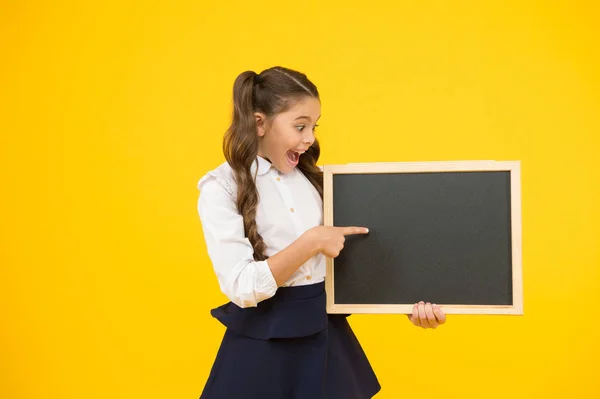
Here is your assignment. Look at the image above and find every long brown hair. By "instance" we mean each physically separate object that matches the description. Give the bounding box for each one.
[223,66,322,261]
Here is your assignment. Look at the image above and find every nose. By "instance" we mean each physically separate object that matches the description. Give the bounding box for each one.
[303,129,315,146]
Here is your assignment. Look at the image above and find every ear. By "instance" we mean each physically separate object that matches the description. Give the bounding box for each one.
[255,112,267,137]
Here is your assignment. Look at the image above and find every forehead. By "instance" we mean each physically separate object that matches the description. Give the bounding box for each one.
[276,96,321,121]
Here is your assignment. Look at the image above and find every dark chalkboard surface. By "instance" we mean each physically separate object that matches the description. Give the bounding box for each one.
[323,161,522,315]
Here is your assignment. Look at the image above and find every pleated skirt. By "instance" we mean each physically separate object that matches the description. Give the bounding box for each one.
[199,281,381,399]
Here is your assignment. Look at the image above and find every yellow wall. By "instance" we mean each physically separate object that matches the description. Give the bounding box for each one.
[2,1,598,398]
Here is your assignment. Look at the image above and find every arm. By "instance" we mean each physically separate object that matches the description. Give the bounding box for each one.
[268,225,368,285]
[197,177,278,308]
[197,175,368,307]
[265,231,320,286]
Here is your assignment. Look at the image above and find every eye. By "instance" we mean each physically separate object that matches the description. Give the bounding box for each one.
[296,125,305,132]
[313,124,319,132]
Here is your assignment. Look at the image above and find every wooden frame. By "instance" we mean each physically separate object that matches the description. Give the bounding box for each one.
[323,160,523,315]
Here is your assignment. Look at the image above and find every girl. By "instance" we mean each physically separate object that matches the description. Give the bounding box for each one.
[196,66,446,399]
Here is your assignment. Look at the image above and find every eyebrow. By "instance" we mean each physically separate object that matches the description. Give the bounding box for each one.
[294,115,321,122]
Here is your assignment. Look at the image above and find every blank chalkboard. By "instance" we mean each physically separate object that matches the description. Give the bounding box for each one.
[323,161,522,315]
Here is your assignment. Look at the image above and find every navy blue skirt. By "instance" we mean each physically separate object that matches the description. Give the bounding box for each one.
[199,282,381,399]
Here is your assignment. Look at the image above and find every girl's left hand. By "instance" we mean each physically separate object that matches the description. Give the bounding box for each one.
[408,301,446,329]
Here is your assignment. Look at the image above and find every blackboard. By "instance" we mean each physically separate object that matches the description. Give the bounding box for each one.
[323,161,522,315]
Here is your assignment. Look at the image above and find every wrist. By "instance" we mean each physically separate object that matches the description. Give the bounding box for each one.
[302,227,322,256]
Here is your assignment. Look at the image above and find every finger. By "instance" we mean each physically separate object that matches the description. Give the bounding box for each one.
[338,226,369,236]
[418,301,429,328]
[432,304,446,324]
[410,303,420,327]
[424,303,438,328]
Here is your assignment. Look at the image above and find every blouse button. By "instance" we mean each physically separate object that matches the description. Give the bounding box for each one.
[290,208,295,213]
[306,275,312,281]
[276,177,281,181]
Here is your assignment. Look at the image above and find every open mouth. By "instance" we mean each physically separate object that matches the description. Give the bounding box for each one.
[286,150,301,166]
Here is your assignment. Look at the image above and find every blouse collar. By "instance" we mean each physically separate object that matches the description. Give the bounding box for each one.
[251,155,273,176]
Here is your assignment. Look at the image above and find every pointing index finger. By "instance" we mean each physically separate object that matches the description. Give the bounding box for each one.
[339,226,369,236]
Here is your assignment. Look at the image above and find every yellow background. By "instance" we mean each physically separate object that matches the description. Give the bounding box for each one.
[2,1,599,398]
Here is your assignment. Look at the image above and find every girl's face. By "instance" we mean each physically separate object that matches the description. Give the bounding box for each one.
[256,96,321,174]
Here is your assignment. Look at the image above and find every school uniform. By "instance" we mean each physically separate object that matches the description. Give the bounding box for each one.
[196,155,381,399]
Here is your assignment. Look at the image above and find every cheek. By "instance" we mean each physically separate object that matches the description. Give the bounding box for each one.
[274,131,298,151]
[269,124,302,153]
[285,129,303,147]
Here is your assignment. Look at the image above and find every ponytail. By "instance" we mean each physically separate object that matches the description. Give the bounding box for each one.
[223,71,268,261]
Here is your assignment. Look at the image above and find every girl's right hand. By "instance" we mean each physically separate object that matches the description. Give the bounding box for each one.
[304,226,369,258]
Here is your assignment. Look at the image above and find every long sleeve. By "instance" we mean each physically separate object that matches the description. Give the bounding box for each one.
[197,174,278,308]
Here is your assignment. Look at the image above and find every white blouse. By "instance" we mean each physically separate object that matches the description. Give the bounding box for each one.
[197,156,326,308]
